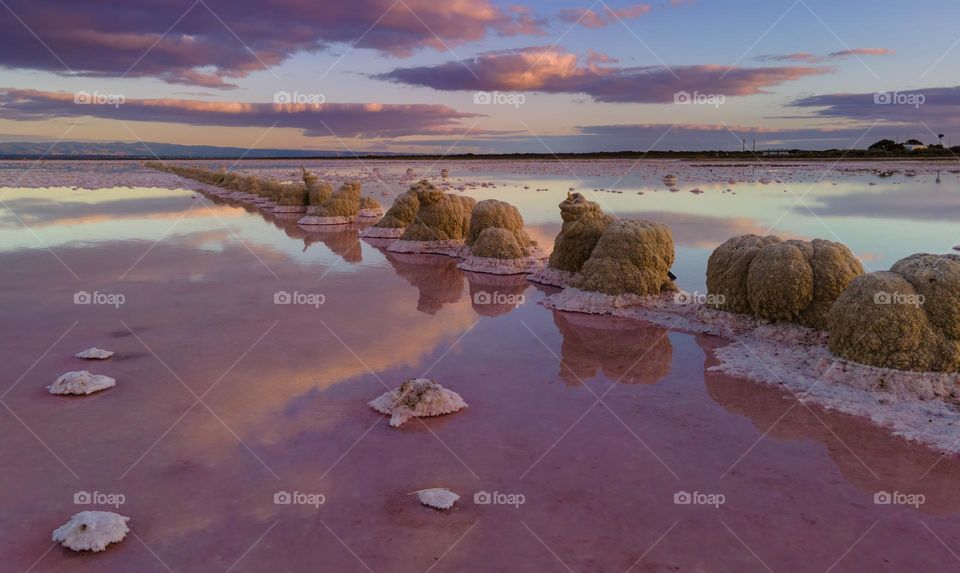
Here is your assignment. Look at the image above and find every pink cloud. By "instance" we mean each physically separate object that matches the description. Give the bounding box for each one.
[0,0,546,88]
[758,48,895,63]
[379,46,833,103]
[558,4,653,28]
[0,88,482,138]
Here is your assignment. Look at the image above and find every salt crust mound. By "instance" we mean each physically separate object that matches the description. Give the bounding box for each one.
[48,371,116,395]
[52,511,130,552]
[75,347,113,360]
[548,193,614,273]
[373,185,423,230]
[401,185,476,242]
[467,200,536,255]
[312,181,362,218]
[706,235,864,329]
[369,378,467,428]
[472,227,525,259]
[541,288,960,454]
[570,219,676,296]
[829,253,960,372]
[416,488,460,510]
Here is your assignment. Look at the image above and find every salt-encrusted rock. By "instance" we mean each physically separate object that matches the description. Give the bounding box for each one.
[707,235,864,329]
[52,511,130,552]
[75,348,113,360]
[369,378,467,428]
[48,371,116,395]
[467,200,536,255]
[828,253,960,372]
[357,196,384,219]
[401,184,476,242]
[368,183,424,235]
[548,193,614,273]
[570,219,676,296]
[416,488,460,510]
[311,181,362,219]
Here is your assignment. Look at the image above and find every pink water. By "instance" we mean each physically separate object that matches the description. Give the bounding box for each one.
[2,161,960,572]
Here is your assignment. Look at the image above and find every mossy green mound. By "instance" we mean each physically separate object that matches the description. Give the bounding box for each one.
[313,181,362,217]
[707,235,864,329]
[547,193,614,273]
[570,219,676,296]
[828,254,960,372]
[471,228,525,259]
[401,184,477,242]
[467,199,535,256]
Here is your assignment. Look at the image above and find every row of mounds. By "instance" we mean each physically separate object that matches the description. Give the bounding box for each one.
[706,234,960,373]
[530,192,677,299]
[145,162,384,224]
[363,180,548,275]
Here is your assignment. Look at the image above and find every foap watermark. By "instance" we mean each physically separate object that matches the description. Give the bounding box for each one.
[473,490,525,508]
[74,91,125,108]
[74,490,126,508]
[474,91,526,108]
[74,290,125,308]
[274,91,326,105]
[874,291,925,307]
[674,490,725,508]
[874,490,925,508]
[274,290,325,308]
[473,291,525,306]
[274,490,325,508]
[874,91,925,108]
[674,291,725,306]
[674,91,726,108]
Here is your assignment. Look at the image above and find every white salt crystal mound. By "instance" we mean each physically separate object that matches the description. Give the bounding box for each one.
[369,378,467,428]
[416,488,460,510]
[48,371,116,395]
[74,347,114,360]
[52,511,130,552]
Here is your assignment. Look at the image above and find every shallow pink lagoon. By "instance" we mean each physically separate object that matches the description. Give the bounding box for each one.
[2,160,960,572]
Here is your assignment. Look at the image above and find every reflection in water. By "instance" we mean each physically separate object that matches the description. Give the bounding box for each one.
[375,246,464,314]
[553,311,672,385]
[697,334,960,516]
[464,272,530,317]
[209,193,366,262]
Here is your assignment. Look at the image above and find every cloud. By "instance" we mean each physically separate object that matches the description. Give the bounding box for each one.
[792,86,960,130]
[0,0,546,88]
[379,46,832,103]
[0,88,481,138]
[558,4,653,28]
[757,48,894,63]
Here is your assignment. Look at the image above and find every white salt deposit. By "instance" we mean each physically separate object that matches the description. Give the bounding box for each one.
[52,511,130,552]
[369,378,468,428]
[416,488,460,510]
[48,371,116,395]
[74,347,114,360]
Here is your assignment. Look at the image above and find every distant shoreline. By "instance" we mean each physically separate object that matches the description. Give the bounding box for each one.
[3,152,960,162]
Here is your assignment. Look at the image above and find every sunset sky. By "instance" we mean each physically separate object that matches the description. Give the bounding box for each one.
[0,0,957,152]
